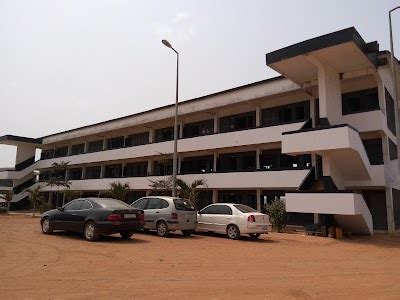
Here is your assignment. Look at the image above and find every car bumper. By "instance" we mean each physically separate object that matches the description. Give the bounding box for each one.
[168,220,196,231]
[242,224,272,234]
[96,221,144,234]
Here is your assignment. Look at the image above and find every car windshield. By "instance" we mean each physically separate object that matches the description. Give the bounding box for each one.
[234,204,257,213]
[173,198,196,211]
[95,198,132,209]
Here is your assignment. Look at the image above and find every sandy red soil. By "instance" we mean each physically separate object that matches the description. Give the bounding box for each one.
[1,214,400,299]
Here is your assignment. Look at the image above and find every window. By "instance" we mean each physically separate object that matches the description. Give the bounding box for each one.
[39,171,51,181]
[107,136,124,150]
[180,156,213,174]
[132,198,148,210]
[342,88,379,115]
[200,205,219,214]
[95,199,132,209]
[86,166,101,179]
[385,88,396,135]
[71,144,85,155]
[70,168,83,180]
[155,127,175,142]
[260,149,311,169]
[153,160,173,176]
[80,200,93,210]
[147,198,161,209]
[389,138,398,160]
[262,101,310,127]
[219,190,257,209]
[362,138,383,165]
[174,199,195,211]
[220,111,256,133]
[104,164,123,178]
[54,146,68,158]
[125,162,148,177]
[183,119,214,138]
[88,140,103,153]
[218,151,256,172]
[126,132,149,147]
[64,200,83,211]
[41,149,54,160]
[216,205,232,215]
[234,204,256,213]
[160,199,169,209]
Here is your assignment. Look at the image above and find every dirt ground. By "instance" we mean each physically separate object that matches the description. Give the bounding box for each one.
[1,215,400,299]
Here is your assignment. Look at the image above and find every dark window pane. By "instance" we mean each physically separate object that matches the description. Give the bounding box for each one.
[220,111,256,133]
[107,136,124,150]
[126,161,148,177]
[262,101,310,127]
[147,198,161,209]
[86,166,101,179]
[54,146,68,158]
[80,201,92,210]
[180,155,213,174]
[362,138,384,165]
[174,198,195,211]
[70,168,82,180]
[385,88,396,135]
[64,200,83,211]
[155,127,175,142]
[183,119,214,138]
[126,132,149,147]
[216,205,232,215]
[95,199,132,209]
[71,144,85,155]
[342,88,379,115]
[132,198,148,210]
[389,138,398,161]
[104,164,123,178]
[201,205,218,214]
[41,149,54,160]
[88,140,103,153]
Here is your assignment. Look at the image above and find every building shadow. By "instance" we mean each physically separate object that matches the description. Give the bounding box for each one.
[49,230,149,244]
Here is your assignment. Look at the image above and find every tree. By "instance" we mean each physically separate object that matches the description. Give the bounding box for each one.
[148,152,173,195]
[0,190,13,212]
[26,186,46,217]
[264,198,288,233]
[107,182,130,201]
[62,190,80,203]
[176,178,207,208]
[45,161,71,207]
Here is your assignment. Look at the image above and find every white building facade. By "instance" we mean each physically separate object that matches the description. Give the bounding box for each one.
[1,27,399,234]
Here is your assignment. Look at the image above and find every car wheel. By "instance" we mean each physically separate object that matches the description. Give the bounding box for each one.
[227,224,241,240]
[84,221,99,241]
[182,230,192,237]
[156,221,169,237]
[41,217,53,234]
[120,232,134,240]
[249,233,261,239]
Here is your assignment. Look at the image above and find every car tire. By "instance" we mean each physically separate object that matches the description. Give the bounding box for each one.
[182,230,192,237]
[41,217,53,234]
[120,232,134,240]
[156,221,169,237]
[249,233,261,239]
[84,221,100,241]
[227,224,241,240]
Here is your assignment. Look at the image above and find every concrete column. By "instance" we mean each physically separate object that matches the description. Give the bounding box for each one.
[178,156,182,174]
[103,138,107,151]
[67,144,72,156]
[322,154,344,190]
[314,214,319,224]
[84,141,88,153]
[256,148,261,170]
[386,188,396,234]
[146,190,151,196]
[81,166,86,180]
[121,162,126,177]
[212,189,218,204]
[179,121,184,138]
[65,169,69,181]
[213,114,219,134]
[256,188,262,212]
[149,129,154,143]
[147,159,153,176]
[100,165,105,178]
[123,133,128,147]
[213,152,218,172]
[255,106,261,127]
[307,56,342,125]
[310,96,316,127]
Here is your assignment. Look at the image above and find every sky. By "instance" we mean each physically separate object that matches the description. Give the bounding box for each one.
[0,0,400,167]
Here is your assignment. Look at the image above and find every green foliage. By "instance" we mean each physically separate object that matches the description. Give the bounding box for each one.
[0,190,13,204]
[63,190,80,203]
[0,207,7,214]
[148,152,173,192]
[45,161,71,206]
[264,198,287,232]
[107,182,130,201]
[176,178,207,208]
[38,203,52,213]
[26,186,46,216]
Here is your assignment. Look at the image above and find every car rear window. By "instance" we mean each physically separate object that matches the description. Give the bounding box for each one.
[173,198,195,211]
[234,204,256,213]
[95,198,132,209]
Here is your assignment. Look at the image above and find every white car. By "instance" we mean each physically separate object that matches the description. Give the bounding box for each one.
[196,203,272,240]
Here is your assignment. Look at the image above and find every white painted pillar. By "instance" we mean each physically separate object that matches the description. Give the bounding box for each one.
[213,114,219,134]
[178,156,182,174]
[147,159,153,176]
[100,165,105,178]
[149,129,154,143]
[81,166,86,180]
[255,106,261,127]
[256,148,261,170]
[385,188,395,234]
[84,141,88,153]
[179,121,184,138]
[67,144,72,156]
[121,162,126,177]
[212,189,218,204]
[103,138,107,151]
[256,188,261,212]
[213,152,218,172]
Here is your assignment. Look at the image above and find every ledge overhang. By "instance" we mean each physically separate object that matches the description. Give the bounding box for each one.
[0,135,42,147]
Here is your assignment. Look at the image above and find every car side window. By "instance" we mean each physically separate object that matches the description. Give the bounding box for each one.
[80,200,93,210]
[146,198,161,209]
[132,198,148,210]
[160,199,169,209]
[216,205,232,215]
[64,200,83,211]
[201,205,218,214]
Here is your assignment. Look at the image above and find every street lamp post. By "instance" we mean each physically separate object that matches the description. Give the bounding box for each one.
[389,7,400,170]
[162,39,179,197]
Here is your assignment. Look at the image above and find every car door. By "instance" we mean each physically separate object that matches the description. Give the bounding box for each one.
[145,198,162,229]
[74,200,93,233]
[197,205,218,232]
[212,205,233,234]
[57,200,83,231]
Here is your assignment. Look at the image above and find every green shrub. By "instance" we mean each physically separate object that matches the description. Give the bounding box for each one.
[264,198,288,233]
[38,203,52,213]
[0,207,7,214]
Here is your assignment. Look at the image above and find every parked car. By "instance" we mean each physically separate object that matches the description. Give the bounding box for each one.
[130,196,197,237]
[40,198,145,241]
[196,203,272,240]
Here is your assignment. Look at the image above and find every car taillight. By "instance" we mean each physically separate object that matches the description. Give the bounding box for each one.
[107,214,122,221]
[247,215,256,222]
[171,212,178,220]
[138,211,145,224]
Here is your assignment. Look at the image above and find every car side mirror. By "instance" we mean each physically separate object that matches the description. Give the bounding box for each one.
[58,207,64,212]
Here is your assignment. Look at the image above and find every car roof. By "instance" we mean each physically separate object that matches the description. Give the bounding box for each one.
[138,196,186,201]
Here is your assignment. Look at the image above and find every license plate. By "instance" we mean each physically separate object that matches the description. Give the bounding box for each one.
[124,214,137,219]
